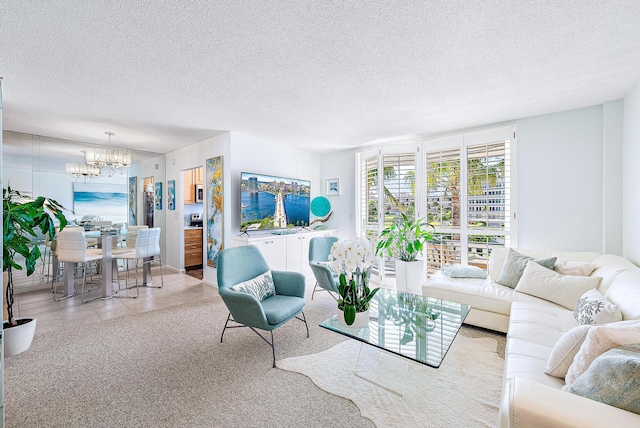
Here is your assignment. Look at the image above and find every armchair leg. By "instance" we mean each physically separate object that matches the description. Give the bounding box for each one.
[311,283,338,301]
[220,313,232,343]
[296,311,310,338]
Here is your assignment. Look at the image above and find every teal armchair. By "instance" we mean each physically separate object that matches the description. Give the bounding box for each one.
[308,236,339,300]
[217,245,309,367]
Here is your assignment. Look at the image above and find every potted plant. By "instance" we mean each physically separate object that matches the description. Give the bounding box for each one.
[328,238,380,327]
[375,213,434,293]
[3,186,69,356]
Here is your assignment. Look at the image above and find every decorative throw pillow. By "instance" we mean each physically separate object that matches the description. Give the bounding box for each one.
[496,248,557,289]
[545,325,592,378]
[441,265,487,279]
[574,288,622,325]
[231,270,276,301]
[564,321,640,388]
[554,259,597,276]
[515,261,601,309]
[567,343,640,414]
[317,261,338,276]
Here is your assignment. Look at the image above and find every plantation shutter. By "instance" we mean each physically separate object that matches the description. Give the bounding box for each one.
[425,146,462,273]
[380,152,416,281]
[360,154,381,276]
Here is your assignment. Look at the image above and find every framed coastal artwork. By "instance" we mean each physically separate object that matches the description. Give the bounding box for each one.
[73,182,127,224]
[326,178,341,196]
[167,179,176,210]
[128,176,137,225]
[206,156,223,268]
[154,181,162,210]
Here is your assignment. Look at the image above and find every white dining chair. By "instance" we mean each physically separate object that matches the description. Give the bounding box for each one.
[113,227,164,291]
[54,228,102,302]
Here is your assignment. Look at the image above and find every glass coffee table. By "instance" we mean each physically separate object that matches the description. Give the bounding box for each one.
[320,288,470,369]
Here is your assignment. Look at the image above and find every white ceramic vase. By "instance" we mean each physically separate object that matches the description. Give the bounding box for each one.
[3,317,37,357]
[337,308,370,329]
[395,259,425,294]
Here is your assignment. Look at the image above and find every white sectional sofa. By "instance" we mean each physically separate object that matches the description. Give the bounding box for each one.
[422,247,640,427]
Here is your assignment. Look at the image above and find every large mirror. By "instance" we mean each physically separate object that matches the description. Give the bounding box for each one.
[2,131,165,293]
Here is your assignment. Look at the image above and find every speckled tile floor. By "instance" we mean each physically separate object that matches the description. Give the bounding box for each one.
[11,268,218,337]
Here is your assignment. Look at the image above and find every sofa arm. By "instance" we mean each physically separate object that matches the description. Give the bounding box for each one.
[501,377,640,428]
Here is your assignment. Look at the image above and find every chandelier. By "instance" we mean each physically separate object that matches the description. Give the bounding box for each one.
[84,132,132,176]
[65,161,103,180]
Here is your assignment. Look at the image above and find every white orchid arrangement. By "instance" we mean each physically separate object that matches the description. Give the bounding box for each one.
[328,237,376,280]
[328,238,380,326]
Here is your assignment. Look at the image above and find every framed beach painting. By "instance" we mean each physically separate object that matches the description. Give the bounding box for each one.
[326,178,341,196]
[155,181,162,210]
[206,156,224,268]
[73,182,128,224]
[128,176,137,226]
[167,179,176,210]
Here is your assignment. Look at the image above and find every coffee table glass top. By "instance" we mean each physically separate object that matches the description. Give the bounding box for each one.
[319,288,470,368]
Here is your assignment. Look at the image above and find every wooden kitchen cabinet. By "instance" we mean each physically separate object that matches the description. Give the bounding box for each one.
[184,228,203,268]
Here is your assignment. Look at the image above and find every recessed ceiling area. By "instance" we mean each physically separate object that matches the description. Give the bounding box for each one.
[1,1,640,154]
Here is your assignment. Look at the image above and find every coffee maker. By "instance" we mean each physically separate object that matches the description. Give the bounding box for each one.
[190,213,203,227]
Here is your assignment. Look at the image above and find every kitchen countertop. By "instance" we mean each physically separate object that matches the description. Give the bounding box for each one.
[184,226,203,230]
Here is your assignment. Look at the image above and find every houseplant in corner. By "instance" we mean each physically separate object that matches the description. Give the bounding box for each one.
[328,238,380,328]
[3,186,69,356]
[375,213,434,293]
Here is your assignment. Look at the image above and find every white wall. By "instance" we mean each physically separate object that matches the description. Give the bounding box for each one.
[515,104,619,252]
[623,80,640,264]
[320,149,358,239]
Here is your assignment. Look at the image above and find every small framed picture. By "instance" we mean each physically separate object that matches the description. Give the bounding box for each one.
[326,178,341,196]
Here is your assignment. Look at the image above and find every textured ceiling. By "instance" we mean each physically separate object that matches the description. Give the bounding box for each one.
[1,1,640,155]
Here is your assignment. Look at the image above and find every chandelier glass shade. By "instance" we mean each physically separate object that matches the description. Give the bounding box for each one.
[65,162,103,179]
[84,132,132,176]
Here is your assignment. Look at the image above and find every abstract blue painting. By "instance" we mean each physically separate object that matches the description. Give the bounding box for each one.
[167,179,176,210]
[73,182,128,224]
[155,182,162,210]
[128,176,137,225]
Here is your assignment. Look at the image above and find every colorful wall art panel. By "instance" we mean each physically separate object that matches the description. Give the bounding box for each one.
[155,182,162,210]
[206,156,224,268]
[128,176,137,225]
[167,179,176,210]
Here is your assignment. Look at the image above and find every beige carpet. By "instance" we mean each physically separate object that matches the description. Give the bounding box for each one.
[278,334,505,427]
[4,291,504,427]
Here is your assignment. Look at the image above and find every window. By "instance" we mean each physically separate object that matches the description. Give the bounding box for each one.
[357,126,516,284]
[424,127,514,272]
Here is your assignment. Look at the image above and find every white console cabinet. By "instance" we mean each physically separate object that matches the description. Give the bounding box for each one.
[230,229,337,277]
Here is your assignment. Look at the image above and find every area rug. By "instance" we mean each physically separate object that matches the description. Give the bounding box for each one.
[277,334,505,427]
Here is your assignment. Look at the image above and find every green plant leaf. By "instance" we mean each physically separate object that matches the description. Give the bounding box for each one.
[344,304,356,325]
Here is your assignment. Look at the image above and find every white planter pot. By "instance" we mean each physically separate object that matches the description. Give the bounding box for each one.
[3,317,37,357]
[337,308,370,329]
[395,259,425,294]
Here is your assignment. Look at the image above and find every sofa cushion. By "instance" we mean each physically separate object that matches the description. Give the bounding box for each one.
[554,259,596,276]
[514,261,602,310]
[545,324,591,378]
[567,343,640,414]
[564,321,640,388]
[603,268,640,321]
[488,247,600,282]
[422,275,558,317]
[496,248,557,289]
[573,288,622,325]
[441,264,487,279]
[231,270,276,301]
